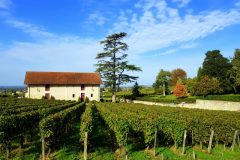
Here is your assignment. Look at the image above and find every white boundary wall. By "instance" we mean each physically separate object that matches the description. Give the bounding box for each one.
[132,99,240,111]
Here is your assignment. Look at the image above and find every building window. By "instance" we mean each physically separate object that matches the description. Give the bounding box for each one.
[72,94,75,98]
[91,93,93,97]
[81,85,85,91]
[45,84,50,91]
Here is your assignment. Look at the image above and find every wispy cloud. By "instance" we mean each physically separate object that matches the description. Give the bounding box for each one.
[156,42,197,56]
[0,0,12,10]
[112,0,240,55]
[88,12,106,26]
[5,19,55,38]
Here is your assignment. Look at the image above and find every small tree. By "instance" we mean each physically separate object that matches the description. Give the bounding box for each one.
[153,69,171,96]
[173,82,188,98]
[132,82,140,98]
[185,77,197,95]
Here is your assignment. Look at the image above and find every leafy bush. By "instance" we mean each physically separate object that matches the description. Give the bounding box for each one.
[173,82,188,98]
[198,94,240,102]
[192,76,222,96]
[85,96,90,103]
[136,96,196,103]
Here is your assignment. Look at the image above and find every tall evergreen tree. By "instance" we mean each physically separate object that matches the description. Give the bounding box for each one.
[229,49,240,93]
[201,50,232,93]
[95,32,142,102]
[132,81,140,98]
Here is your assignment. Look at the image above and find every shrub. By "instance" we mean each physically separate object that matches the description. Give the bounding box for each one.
[192,76,222,96]
[173,83,188,98]
[85,96,90,103]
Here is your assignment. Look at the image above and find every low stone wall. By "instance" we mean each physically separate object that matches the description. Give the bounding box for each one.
[132,100,240,111]
[195,99,240,111]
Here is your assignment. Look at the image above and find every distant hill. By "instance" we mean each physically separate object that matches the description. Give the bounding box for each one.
[0,86,26,90]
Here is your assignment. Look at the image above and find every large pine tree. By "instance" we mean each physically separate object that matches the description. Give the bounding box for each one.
[95,32,141,102]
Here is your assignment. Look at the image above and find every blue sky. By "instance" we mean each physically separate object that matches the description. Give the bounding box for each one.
[0,0,240,86]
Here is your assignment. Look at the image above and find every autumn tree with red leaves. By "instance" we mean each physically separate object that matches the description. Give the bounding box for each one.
[173,82,188,98]
[170,68,187,86]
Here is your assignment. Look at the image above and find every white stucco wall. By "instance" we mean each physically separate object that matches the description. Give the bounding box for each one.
[25,84,100,101]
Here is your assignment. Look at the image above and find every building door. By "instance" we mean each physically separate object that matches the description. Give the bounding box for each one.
[45,93,50,99]
[81,93,85,102]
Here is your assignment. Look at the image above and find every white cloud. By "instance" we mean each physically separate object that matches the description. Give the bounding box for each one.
[88,12,106,26]
[0,0,12,10]
[5,35,99,60]
[173,0,191,7]
[5,19,55,38]
[112,0,240,55]
[2,36,101,72]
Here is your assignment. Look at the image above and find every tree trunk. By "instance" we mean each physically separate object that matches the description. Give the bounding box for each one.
[163,82,166,97]
[112,94,116,103]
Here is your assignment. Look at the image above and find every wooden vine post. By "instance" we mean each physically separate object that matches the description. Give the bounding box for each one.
[231,130,238,151]
[84,132,88,160]
[192,151,196,159]
[208,130,214,154]
[41,135,45,160]
[237,133,240,147]
[182,130,187,155]
[153,131,157,156]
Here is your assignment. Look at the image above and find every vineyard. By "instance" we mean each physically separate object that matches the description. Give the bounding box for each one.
[0,97,85,159]
[1,98,240,159]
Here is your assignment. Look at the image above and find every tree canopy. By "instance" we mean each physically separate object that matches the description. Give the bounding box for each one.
[192,75,222,96]
[229,49,240,93]
[170,68,187,86]
[153,69,171,96]
[201,50,232,93]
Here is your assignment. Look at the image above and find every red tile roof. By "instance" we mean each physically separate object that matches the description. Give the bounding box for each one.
[24,71,102,85]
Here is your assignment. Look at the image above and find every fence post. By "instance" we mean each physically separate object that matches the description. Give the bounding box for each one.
[153,131,157,156]
[182,130,187,155]
[41,135,45,160]
[84,132,88,160]
[231,130,238,151]
[208,130,214,154]
[192,151,196,159]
